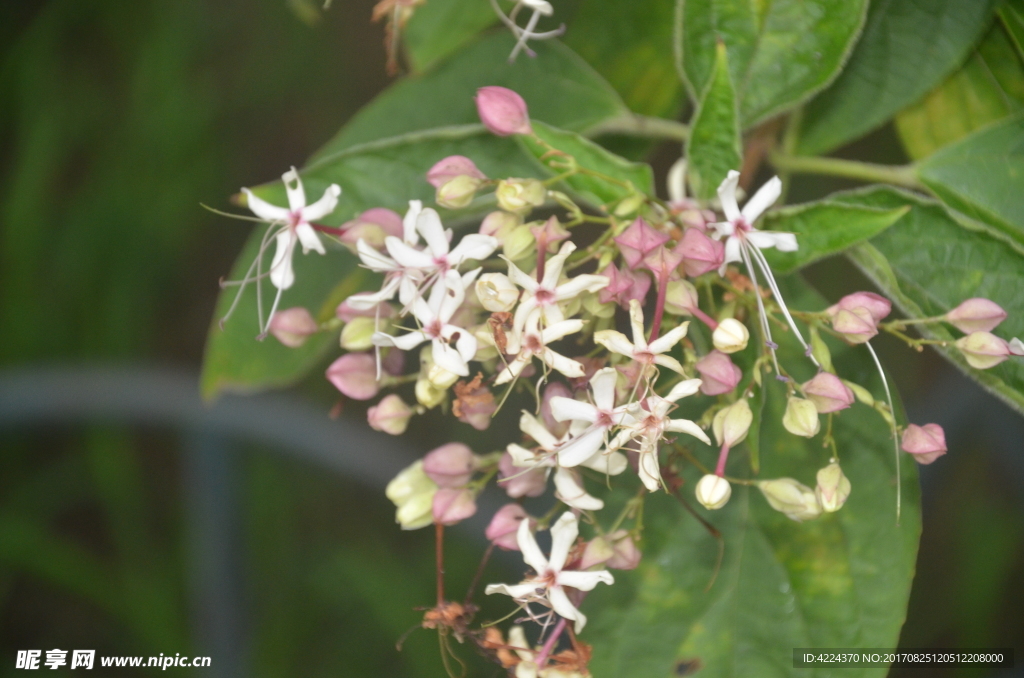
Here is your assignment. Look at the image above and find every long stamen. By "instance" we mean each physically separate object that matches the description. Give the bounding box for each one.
[220,222,284,328]
[509,9,541,61]
[865,340,901,523]
[739,242,781,376]
[747,244,819,367]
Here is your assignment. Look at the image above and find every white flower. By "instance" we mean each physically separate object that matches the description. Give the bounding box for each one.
[243,168,341,291]
[485,512,614,633]
[548,367,629,467]
[593,299,690,375]
[371,269,479,376]
[609,380,709,491]
[505,241,609,334]
[495,313,587,385]
[347,201,426,310]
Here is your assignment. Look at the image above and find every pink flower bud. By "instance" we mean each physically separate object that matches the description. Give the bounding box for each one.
[423,443,477,488]
[381,347,404,376]
[325,353,379,400]
[675,228,725,277]
[485,503,529,550]
[945,298,1007,333]
[426,155,487,188]
[268,307,318,348]
[830,307,878,344]
[454,380,497,431]
[530,216,570,251]
[642,245,685,278]
[955,331,1011,369]
[432,488,477,525]
[802,372,855,413]
[541,382,573,438]
[479,210,521,241]
[436,175,483,209]
[367,394,414,435]
[664,280,700,315]
[826,292,891,324]
[598,263,651,308]
[695,350,742,396]
[339,208,403,249]
[614,218,669,268]
[475,86,532,136]
[498,452,547,498]
[901,423,947,464]
[604,530,641,570]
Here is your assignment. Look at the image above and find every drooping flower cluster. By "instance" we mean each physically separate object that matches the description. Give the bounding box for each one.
[220,86,1024,677]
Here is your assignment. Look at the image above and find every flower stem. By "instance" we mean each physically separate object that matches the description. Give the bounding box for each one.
[536,617,567,668]
[714,443,731,477]
[769,152,924,190]
[435,522,445,606]
[648,271,669,342]
[584,113,689,141]
[690,306,719,330]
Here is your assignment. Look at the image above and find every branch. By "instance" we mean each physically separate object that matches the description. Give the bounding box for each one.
[769,152,924,190]
[585,114,689,142]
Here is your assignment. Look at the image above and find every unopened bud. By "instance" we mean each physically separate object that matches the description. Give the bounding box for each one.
[713,399,753,448]
[803,372,855,413]
[695,350,742,396]
[1011,337,1024,356]
[426,155,486,188]
[479,210,521,242]
[386,460,438,530]
[830,307,878,344]
[415,376,447,409]
[432,488,478,525]
[826,291,891,324]
[815,462,851,512]
[713,318,749,353]
[809,326,834,373]
[614,218,669,269]
[783,397,820,438]
[502,224,537,261]
[367,394,414,435]
[498,451,547,498]
[955,331,1011,369]
[396,492,435,530]
[340,316,377,351]
[339,207,403,249]
[665,280,700,316]
[531,216,571,251]
[325,352,379,400]
[758,478,822,522]
[476,273,520,312]
[423,442,477,488]
[578,535,615,570]
[475,86,532,136]
[604,530,642,570]
[268,307,318,348]
[842,379,875,406]
[695,474,731,510]
[496,178,546,213]
[436,175,483,209]
[485,504,529,550]
[675,228,725,277]
[945,298,1007,333]
[901,423,947,464]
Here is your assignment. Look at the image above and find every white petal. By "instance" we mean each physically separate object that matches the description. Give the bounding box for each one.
[448,234,498,266]
[554,469,604,511]
[556,427,604,467]
[520,412,559,450]
[543,349,586,379]
[724,237,743,266]
[437,270,467,322]
[485,582,542,599]
[385,237,434,269]
[553,274,609,302]
[243,188,290,222]
[345,280,398,309]
[590,367,619,411]
[541,242,577,289]
[557,569,614,591]
[627,299,648,348]
[507,443,542,467]
[453,325,478,364]
[647,321,689,354]
[741,176,782,223]
[282,168,306,212]
[432,338,470,376]
[269,231,296,290]
[517,517,549,574]
[653,354,686,374]
[301,184,341,222]
[638,452,663,492]
[522,0,554,16]
[357,238,399,272]
[717,170,742,223]
[373,330,427,351]
[666,378,703,402]
[512,297,540,337]
[667,157,687,204]
[548,586,585,633]
[582,449,628,475]
[494,353,530,385]
[295,222,325,254]
[402,200,422,245]
[593,330,635,357]
[540,319,585,343]
[549,397,598,424]
[506,258,539,291]
[547,511,579,571]
[665,417,711,444]
[416,208,450,257]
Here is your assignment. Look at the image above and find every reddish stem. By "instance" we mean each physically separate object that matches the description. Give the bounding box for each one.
[535,616,567,668]
[536,236,548,283]
[435,522,445,606]
[463,542,495,606]
[691,306,719,330]
[311,223,347,237]
[714,443,731,477]
[648,270,669,342]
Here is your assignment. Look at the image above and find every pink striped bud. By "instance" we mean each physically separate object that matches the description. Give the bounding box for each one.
[498,451,547,498]
[901,423,947,464]
[475,86,532,136]
[339,208,403,249]
[614,218,670,269]
[826,292,891,324]
[367,394,413,435]
[423,443,477,488]
[955,331,1011,369]
[426,155,486,188]
[479,210,521,242]
[580,530,641,570]
[675,228,725,277]
[695,350,742,396]
[830,307,878,344]
[432,488,477,525]
[803,372,855,413]
[945,298,1007,333]
[325,353,379,400]
[486,503,530,550]
[268,307,318,348]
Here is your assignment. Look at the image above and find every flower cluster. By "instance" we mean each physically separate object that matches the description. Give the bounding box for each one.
[222,86,1024,676]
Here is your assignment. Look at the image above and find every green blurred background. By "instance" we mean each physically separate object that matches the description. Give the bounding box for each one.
[1,1,1022,676]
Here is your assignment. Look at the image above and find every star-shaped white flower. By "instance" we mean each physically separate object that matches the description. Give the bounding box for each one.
[485,512,614,633]
[385,206,498,278]
[505,241,609,335]
[609,380,709,491]
[548,367,630,468]
[243,168,341,291]
[593,299,690,375]
[495,313,587,385]
[371,269,479,376]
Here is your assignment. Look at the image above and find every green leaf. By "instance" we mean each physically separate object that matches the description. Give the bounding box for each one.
[798,0,999,156]
[760,201,909,275]
[916,115,1024,241]
[519,120,655,207]
[588,278,920,677]
[202,128,541,399]
[896,24,1024,160]
[312,33,629,160]
[402,0,499,73]
[834,186,1024,415]
[999,0,1024,60]
[686,41,741,201]
[566,0,684,118]
[677,0,868,128]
